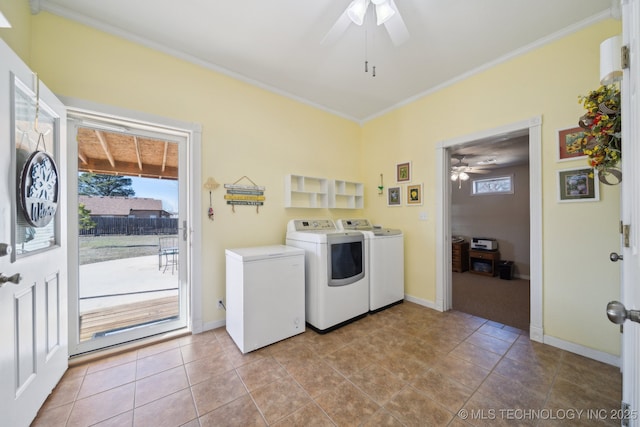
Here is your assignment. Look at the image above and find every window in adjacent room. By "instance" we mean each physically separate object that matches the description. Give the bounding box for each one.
[471,175,513,195]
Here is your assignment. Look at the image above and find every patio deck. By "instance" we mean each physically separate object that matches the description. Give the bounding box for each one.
[79,255,180,341]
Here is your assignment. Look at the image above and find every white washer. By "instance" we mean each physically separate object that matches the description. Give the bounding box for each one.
[337,219,404,312]
[286,219,369,332]
[225,245,305,353]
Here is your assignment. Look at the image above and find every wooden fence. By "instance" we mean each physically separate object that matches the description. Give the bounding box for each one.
[80,217,178,236]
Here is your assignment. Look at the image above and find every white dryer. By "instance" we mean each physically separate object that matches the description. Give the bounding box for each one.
[286,219,369,332]
[337,219,404,312]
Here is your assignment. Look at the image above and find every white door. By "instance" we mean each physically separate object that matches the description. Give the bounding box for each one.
[0,41,68,427]
[610,0,640,424]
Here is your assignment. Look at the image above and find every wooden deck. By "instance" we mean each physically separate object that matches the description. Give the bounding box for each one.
[79,296,179,342]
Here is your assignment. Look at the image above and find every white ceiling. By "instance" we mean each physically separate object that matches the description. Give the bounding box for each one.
[32,0,615,123]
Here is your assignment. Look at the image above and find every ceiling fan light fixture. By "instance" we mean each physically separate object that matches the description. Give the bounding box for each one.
[459,172,470,181]
[347,0,370,26]
[374,1,395,25]
[450,173,459,181]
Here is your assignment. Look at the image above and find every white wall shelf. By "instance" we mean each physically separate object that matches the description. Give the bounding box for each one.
[284,174,329,208]
[285,175,364,209]
[328,179,364,209]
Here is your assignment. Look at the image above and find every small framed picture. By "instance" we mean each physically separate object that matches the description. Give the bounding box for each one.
[406,183,423,206]
[557,126,588,161]
[387,186,401,206]
[557,167,599,203]
[396,161,411,183]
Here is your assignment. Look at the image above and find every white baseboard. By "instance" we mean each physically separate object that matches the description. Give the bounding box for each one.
[200,319,226,333]
[529,325,543,343]
[404,294,442,311]
[543,334,620,367]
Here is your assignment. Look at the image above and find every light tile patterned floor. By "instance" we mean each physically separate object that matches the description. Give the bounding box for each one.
[33,302,622,426]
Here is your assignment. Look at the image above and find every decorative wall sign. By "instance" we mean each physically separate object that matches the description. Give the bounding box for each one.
[19,150,59,227]
[224,176,265,213]
[13,75,59,258]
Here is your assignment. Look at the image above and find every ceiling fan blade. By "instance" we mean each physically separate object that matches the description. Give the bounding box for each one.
[321,9,353,46]
[383,0,409,46]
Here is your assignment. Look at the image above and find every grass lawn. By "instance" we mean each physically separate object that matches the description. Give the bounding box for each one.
[79,235,174,265]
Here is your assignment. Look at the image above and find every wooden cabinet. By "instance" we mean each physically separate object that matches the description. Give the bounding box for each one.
[452,241,469,272]
[469,249,500,276]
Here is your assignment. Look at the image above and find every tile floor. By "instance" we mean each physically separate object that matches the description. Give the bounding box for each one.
[33,302,622,426]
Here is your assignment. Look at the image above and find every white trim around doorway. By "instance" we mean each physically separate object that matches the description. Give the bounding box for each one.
[435,116,543,342]
[60,96,204,352]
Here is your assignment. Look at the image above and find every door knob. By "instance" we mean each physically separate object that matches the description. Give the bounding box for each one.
[610,252,623,262]
[0,273,22,286]
[606,301,640,325]
[0,243,11,257]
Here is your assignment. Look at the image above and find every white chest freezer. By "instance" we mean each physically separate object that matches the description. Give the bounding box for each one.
[225,245,305,353]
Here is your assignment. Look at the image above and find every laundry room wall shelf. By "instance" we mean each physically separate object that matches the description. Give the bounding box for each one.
[329,180,364,209]
[284,174,329,208]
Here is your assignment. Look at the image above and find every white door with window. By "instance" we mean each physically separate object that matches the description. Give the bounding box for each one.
[0,40,68,427]
[609,0,640,424]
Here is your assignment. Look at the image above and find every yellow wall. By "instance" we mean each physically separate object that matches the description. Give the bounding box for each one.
[363,19,622,355]
[1,8,622,355]
[0,0,32,61]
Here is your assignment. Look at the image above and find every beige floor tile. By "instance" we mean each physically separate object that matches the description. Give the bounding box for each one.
[67,383,135,427]
[271,402,335,427]
[184,351,235,385]
[376,349,430,382]
[133,388,197,427]
[432,354,490,389]
[286,358,346,398]
[321,343,373,377]
[93,410,134,426]
[451,341,502,371]
[134,365,189,407]
[476,372,547,410]
[477,323,520,343]
[348,364,406,405]
[198,395,266,426]
[384,385,454,426]
[40,375,83,411]
[135,347,183,379]
[465,331,514,355]
[236,356,288,391]
[411,368,475,413]
[180,338,225,364]
[77,360,137,399]
[361,407,404,426]
[136,339,181,359]
[32,402,73,427]
[251,376,311,424]
[315,381,380,426]
[86,350,138,374]
[191,370,248,416]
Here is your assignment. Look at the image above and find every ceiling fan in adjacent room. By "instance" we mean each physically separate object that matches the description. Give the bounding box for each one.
[450,155,490,189]
[322,0,410,46]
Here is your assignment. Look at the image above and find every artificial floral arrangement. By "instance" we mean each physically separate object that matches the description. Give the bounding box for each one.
[578,84,621,182]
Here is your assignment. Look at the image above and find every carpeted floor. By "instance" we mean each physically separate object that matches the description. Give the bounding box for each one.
[452,271,530,331]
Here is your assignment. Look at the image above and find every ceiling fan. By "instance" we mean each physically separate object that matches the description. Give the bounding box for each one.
[322,0,410,46]
[450,155,489,188]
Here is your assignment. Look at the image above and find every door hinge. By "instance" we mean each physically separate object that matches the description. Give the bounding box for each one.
[621,401,630,427]
[182,220,188,241]
[621,222,630,248]
[621,45,630,70]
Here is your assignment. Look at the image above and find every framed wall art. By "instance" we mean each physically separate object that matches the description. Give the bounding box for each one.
[387,186,401,206]
[557,126,587,162]
[396,161,411,183]
[557,167,599,203]
[406,183,423,206]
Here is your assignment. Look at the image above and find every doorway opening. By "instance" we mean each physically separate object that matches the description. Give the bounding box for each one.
[449,135,530,331]
[436,116,543,341]
[67,111,192,356]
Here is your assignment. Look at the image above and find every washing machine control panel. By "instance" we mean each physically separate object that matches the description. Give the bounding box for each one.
[337,218,373,230]
[290,219,337,232]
